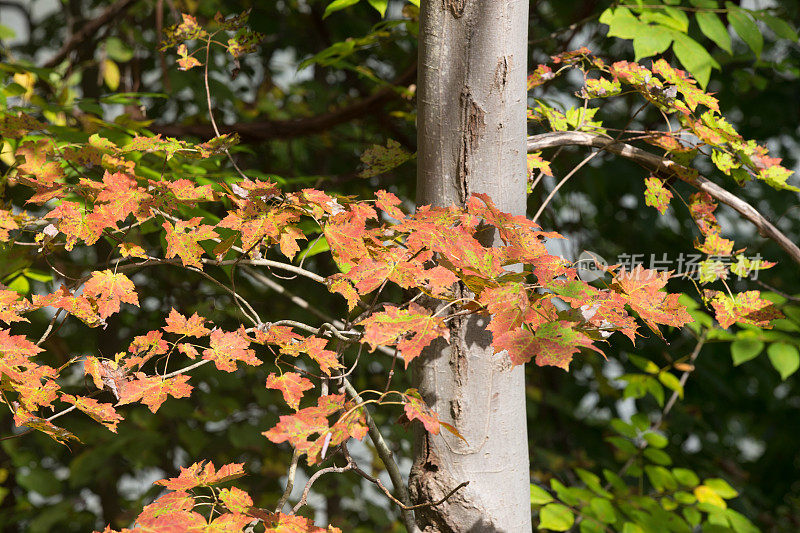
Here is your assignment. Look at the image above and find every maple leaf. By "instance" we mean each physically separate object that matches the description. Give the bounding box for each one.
[83,270,139,319]
[44,201,104,250]
[31,285,104,327]
[644,177,673,215]
[156,461,246,491]
[266,372,314,411]
[402,389,440,434]
[0,289,30,324]
[264,394,356,464]
[280,336,342,376]
[13,407,79,445]
[494,322,602,369]
[162,218,218,268]
[479,282,530,336]
[359,303,450,367]
[260,512,340,533]
[132,490,206,532]
[16,139,64,187]
[704,290,784,329]
[613,266,692,337]
[0,209,19,242]
[117,372,193,413]
[15,378,59,411]
[61,394,123,432]
[358,139,413,178]
[326,273,361,310]
[203,328,262,371]
[92,171,151,222]
[695,232,734,256]
[163,308,210,337]
[125,330,169,369]
[375,190,406,220]
[119,242,148,259]
[218,486,253,514]
[527,151,553,177]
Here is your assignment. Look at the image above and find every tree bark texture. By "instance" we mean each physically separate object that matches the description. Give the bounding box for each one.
[411,1,531,532]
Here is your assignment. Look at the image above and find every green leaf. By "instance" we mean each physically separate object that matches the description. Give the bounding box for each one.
[767,343,800,380]
[683,507,702,527]
[611,418,637,438]
[366,0,388,16]
[758,13,799,42]
[600,7,645,40]
[531,484,554,505]
[576,468,612,498]
[589,497,617,524]
[645,465,678,492]
[726,4,763,57]
[643,447,672,466]
[628,354,659,374]
[705,478,738,499]
[539,503,575,531]
[105,37,135,62]
[725,508,759,533]
[323,0,360,19]
[658,371,683,399]
[672,467,700,487]
[633,26,673,60]
[671,32,717,88]
[730,338,764,365]
[643,431,668,449]
[695,12,733,54]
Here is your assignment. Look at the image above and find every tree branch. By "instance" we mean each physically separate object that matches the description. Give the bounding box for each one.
[150,63,417,143]
[43,0,138,69]
[341,377,420,533]
[527,131,800,266]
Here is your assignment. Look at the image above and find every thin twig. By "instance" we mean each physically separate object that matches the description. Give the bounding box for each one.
[341,378,419,533]
[290,463,354,514]
[275,449,301,512]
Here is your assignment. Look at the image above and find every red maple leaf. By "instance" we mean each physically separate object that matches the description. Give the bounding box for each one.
[13,407,79,445]
[125,330,169,369]
[613,266,692,337]
[83,270,139,319]
[359,303,449,367]
[266,372,314,411]
[117,373,193,413]
[61,394,123,432]
[156,461,246,491]
[263,394,357,465]
[203,328,262,372]
[0,290,29,324]
[279,336,342,376]
[644,177,673,215]
[402,388,440,434]
[163,308,210,337]
[162,217,218,268]
[218,486,253,514]
[705,290,784,329]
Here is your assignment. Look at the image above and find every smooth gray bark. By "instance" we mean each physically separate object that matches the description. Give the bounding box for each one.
[410,1,531,531]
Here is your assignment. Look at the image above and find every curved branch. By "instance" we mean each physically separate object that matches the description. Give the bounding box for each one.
[43,0,137,68]
[150,63,417,143]
[527,131,800,266]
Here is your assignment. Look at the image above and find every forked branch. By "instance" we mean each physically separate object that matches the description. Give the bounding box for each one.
[527,131,800,266]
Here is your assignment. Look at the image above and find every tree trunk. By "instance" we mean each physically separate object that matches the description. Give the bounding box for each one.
[410,1,531,532]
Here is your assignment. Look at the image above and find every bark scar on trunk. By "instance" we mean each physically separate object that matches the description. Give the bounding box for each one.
[457,90,485,205]
[491,55,510,94]
[442,0,467,18]
[409,433,483,532]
